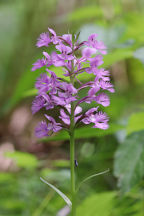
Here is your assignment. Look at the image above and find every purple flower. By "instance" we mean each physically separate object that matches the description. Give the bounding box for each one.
[89,55,104,67]
[99,80,115,93]
[59,105,82,125]
[95,93,110,107]
[93,68,110,81]
[51,52,65,67]
[85,33,107,54]
[86,33,98,47]
[32,95,46,114]
[42,51,53,66]
[32,94,54,114]
[48,28,60,44]
[62,34,72,47]
[56,44,73,60]
[35,121,49,138]
[82,47,97,59]
[35,115,62,138]
[82,108,109,129]
[94,41,107,55]
[31,59,46,71]
[45,114,62,132]
[52,83,77,105]
[36,32,51,47]
[35,72,59,94]
[32,52,53,71]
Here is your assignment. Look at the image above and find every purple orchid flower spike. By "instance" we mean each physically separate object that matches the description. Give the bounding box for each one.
[32,29,114,134]
[31,28,114,215]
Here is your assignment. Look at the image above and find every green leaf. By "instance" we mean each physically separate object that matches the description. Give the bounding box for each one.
[40,177,72,207]
[114,131,144,192]
[22,88,38,98]
[41,123,124,142]
[122,13,144,43]
[128,58,144,85]
[52,160,70,168]
[127,112,144,135]
[77,192,115,216]
[103,48,133,67]
[5,151,38,169]
[0,68,40,116]
[77,169,109,192]
[68,6,103,22]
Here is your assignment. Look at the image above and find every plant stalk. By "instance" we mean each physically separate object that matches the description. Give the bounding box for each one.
[70,42,76,216]
[70,115,76,216]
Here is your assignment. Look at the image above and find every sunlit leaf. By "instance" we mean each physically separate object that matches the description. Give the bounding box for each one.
[77,192,115,216]
[127,112,144,135]
[121,13,144,43]
[128,58,144,85]
[68,6,103,22]
[103,48,133,67]
[52,160,70,168]
[5,151,38,168]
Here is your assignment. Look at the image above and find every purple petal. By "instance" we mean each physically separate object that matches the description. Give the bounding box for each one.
[36,32,51,47]
[85,107,99,116]
[32,95,45,114]
[82,47,97,59]
[95,93,110,107]
[74,106,82,115]
[35,121,49,138]
[31,59,46,71]
[59,109,70,125]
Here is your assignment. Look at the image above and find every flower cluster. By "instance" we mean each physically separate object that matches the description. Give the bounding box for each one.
[32,28,114,138]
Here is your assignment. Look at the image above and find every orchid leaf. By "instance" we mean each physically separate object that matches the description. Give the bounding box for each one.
[76,169,109,192]
[40,177,72,207]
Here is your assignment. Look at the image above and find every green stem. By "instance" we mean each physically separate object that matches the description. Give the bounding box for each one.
[70,53,76,215]
[70,77,76,215]
[70,117,76,216]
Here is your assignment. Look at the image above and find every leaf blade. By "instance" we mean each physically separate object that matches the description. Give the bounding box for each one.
[77,169,109,192]
[40,177,72,207]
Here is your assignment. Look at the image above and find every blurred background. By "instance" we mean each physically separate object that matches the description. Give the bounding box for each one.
[0,0,144,215]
